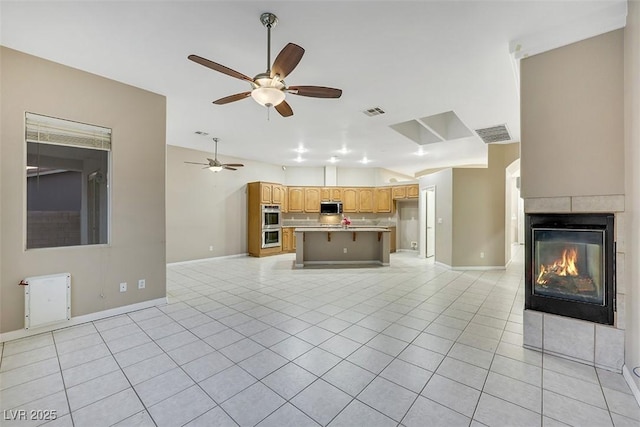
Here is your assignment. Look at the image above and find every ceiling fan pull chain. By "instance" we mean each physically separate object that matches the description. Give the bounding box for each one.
[266,22,271,74]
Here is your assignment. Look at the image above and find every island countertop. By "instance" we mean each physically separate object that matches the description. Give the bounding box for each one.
[294,227,390,268]
[294,227,390,232]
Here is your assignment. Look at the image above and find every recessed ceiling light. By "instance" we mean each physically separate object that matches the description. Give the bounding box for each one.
[294,155,305,163]
[295,147,308,154]
[415,148,427,156]
[329,156,339,163]
[338,147,350,155]
[360,156,370,164]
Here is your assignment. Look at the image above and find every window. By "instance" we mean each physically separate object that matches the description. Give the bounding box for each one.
[26,113,111,249]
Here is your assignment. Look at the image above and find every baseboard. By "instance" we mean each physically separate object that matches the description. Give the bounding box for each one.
[450,265,507,271]
[0,297,168,343]
[167,253,249,266]
[623,365,640,406]
[435,261,452,269]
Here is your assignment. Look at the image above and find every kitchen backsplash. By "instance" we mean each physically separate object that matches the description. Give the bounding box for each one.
[282,213,397,227]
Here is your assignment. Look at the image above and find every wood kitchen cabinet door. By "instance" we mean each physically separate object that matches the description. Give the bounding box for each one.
[330,188,343,201]
[407,184,419,198]
[375,187,392,213]
[272,185,285,205]
[261,183,273,204]
[282,228,291,252]
[288,187,304,212]
[304,187,321,212]
[342,188,358,212]
[392,186,407,200]
[320,188,331,201]
[358,188,375,212]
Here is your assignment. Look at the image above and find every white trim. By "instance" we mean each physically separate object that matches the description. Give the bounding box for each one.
[623,365,640,406]
[167,253,249,266]
[435,261,452,269]
[0,297,167,343]
[296,260,387,269]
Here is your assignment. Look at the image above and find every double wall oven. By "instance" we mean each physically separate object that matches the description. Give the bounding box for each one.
[261,205,281,248]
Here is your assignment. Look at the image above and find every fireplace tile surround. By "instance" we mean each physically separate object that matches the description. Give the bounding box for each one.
[522,195,625,372]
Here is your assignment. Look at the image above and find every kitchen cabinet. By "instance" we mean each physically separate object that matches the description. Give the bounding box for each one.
[375,187,392,213]
[331,188,343,201]
[282,227,292,252]
[342,188,358,213]
[304,187,321,212]
[407,184,419,198]
[261,183,273,204]
[392,184,419,200]
[392,186,407,200]
[281,186,288,213]
[272,184,286,205]
[321,188,331,201]
[358,188,375,213]
[288,187,304,212]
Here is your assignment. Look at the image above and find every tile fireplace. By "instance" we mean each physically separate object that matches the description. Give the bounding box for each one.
[525,213,615,325]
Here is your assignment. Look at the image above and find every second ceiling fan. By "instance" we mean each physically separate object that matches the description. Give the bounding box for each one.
[188,12,342,117]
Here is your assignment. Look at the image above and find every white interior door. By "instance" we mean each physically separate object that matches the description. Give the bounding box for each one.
[426,188,436,258]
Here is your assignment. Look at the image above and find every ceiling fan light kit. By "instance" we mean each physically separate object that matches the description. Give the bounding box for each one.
[188,12,342,117]
[184,138,244,172]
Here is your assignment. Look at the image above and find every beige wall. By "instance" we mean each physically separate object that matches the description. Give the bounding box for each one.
[419,169,453,266]
[624,0,640,395]
[0,47,166,334]
[520,29,624,198]
[452,143,520,267]
[166,145,286,263]
[397,200,419,250]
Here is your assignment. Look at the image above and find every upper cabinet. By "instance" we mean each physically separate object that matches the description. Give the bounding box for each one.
[342,188,358,213]
[304,187,321,212]
[358,188,375,213]
[375,187,392,213]
[272,184,286,205]
[320,188,331,201]
[392,184,419,200]
[259,182,287,205]
[392,186,406,200]
[330,188,343,201]
[261,183,273,204]
[288,187,304,212]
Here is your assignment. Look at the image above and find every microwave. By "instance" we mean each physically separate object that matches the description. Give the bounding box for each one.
[320,202,343,215]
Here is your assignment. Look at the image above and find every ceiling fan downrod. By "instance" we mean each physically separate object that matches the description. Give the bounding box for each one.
[260,12,278,74]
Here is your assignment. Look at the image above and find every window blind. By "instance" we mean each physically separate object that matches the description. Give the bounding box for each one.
[25,112,111,151]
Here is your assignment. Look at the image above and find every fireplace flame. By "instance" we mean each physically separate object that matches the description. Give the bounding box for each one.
[537,247,579,284]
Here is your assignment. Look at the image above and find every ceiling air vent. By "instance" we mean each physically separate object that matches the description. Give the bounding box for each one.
[475,124,511,143]
[363,107,385,117]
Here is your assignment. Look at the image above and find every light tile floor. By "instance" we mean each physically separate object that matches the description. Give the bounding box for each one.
[1,249,639,426]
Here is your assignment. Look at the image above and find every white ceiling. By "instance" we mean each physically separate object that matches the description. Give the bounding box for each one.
[0,1,627,177]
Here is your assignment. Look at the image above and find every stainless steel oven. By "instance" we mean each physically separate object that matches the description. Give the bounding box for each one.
[262,229,281,248]
[262,205,281,229]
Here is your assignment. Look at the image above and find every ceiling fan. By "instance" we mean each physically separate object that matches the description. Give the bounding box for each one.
[188,12,342,117]
[184,138,244,172]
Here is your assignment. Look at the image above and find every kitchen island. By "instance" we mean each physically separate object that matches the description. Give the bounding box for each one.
[294,227,390,268]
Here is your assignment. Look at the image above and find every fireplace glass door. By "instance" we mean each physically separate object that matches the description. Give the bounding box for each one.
[533,229,604,305]
[525,213,614,325]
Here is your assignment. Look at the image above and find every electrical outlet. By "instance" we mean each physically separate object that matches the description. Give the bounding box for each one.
[119,282,127,292]
[138,279,145,289]
[343,248,347,253]
[480,252,485,258]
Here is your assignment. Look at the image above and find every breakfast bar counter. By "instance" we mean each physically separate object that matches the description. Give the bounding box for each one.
[294,227,390,268]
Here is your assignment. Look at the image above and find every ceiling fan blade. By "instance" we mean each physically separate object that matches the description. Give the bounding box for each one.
[288,86,342,98]
[224,163,244,167]
[271,43,305,79]
[188,54,253,82]
[213,92,252,105]
[275,100,294,117]
[184,161,209,166]
[223,166,238,171]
